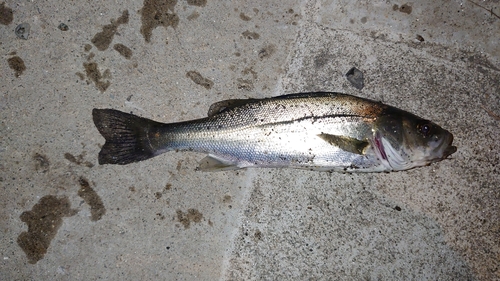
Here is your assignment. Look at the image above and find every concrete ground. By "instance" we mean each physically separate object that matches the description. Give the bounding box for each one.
[1,0,498,280]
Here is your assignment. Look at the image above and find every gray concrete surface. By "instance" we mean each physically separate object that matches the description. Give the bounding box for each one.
[0,0,498,280]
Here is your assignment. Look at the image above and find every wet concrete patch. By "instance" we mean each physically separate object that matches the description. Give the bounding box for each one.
[0,3,13,25]
[64,152,94,168]
[8,56,26,77]
[83,61,111,92]
[186,71,213,89]
[17,196,77,264]
[78,177,105,221]
[176,209,203,229]
[140,0,179,43]
[187,0,206,7]
[113,43,133,59]
[33,153,50,173]
[91,10,129,51]
[242,30,260,40]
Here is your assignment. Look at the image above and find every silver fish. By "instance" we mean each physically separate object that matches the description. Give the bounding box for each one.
[92,92,456,172]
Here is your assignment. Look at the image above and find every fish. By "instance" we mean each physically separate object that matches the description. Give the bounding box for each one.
[92,92,456,172]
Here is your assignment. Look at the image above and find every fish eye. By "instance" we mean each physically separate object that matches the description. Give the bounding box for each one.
[418,122,432,137]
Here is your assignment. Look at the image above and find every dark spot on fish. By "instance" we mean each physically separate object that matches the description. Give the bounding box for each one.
[398,4,412,14]
[258,44,275,60]
[0,2,13,25]
[155,192,162,199]
[242,30,260,40]
[91,10,129,51]
[84,44,92,52]
[176,209,203,229]
[394,206,402,211]
[8,56,26,77]
[240,12,251,21]
[113,43,132,59]
[416,34,424,42]
[58,23,69,31]
[140,0,179,43]
[187,0,206,7]
[187,11,199,21]
[83,62,111,92]
[186,71,213,89]
[33,153,50,173]
[346,67,364,90]
[78,177,105,221]
[17,196,77,264]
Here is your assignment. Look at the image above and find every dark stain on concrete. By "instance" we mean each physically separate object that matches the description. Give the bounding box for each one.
[240,12,251,21]
[0,2,13,25]
[64,152,94,168]
[187,11,200,21]
[33,153,50,173]
[187,0,206,7]
[83,61,111,92]
[113,43,132,59]
[222,195,232,203]
[242,30,260,40]
[91,10,129,51]
[17,196,77,264]
[236,78,253,91]
[186,71,213,89]
[242,67,257,80]
[155,192,162,199]
[400,4,412,14]
[140,0,179,43]
[176,209,203,229]
[78,176,105,221]
[258,44,275,60]
[84,44,92,52]
[8,56,26,77]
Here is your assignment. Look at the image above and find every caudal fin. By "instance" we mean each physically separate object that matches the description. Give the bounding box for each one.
[92,109,164,165]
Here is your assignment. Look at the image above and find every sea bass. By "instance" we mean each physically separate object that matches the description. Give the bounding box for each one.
[92,92,456,172]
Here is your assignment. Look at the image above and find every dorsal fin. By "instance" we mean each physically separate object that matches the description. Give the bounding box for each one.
[317,133,369,155]
[207,99,259,117]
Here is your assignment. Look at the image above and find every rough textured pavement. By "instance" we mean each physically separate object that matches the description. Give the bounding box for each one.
[1,0,499,280]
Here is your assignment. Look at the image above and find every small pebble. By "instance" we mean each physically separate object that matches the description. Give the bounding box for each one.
[346,67,365,90]
[58,23,69,31]
[15,23,30,40]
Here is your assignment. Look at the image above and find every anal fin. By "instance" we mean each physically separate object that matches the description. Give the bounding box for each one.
[197,154,240,171]
[318,133,369,155]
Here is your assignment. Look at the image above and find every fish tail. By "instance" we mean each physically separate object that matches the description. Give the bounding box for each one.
[92,109,165,165]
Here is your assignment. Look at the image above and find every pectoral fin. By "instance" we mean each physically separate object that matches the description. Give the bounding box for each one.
[197,154,240,171]
[207,99,259,117]
[318,133,369,155]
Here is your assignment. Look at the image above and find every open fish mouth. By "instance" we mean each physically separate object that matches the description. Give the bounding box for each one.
[432,133,456,162]
[442,134,457,159]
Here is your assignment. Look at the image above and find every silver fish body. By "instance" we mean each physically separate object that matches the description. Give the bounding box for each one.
[92,92,456,172]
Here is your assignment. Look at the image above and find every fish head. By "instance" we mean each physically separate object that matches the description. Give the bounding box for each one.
[373,113,457,171]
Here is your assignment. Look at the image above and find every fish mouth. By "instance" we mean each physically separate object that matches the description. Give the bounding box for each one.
[441,134,457,159]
